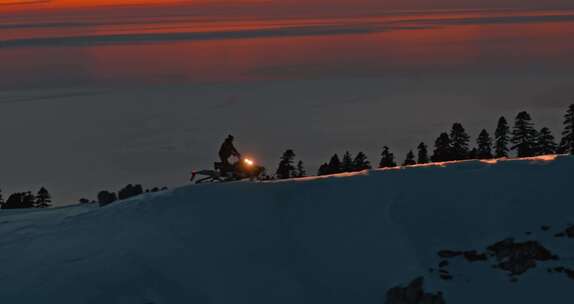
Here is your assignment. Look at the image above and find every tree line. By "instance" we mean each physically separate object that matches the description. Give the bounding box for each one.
[94,184,168,207]
[0,183,168,210]
[272,104,574,178]
[2,105,573,205]
[0,187,52,209]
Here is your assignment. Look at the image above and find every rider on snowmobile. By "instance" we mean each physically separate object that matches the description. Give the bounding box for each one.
[191,135,264,183]
[219,135,241,167]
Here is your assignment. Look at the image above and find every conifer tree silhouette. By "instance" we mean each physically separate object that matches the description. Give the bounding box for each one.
[118,184,143,200]
[476,129,493,159]
[379,146,397,168]
[450,123,470,160]
[468,147,478,159]
[296,160,306,177]
[98,191,118,207]
[22,192,35,209]
[276,149,297,179]
[536,127,557,155]
[35,187,52,208]
[417,142,429,164]
[341,151,354,172]
[318,163,330,176]
[353,152,371,171]
[431,132,452,162]
[559,104,574,154]
[3,193,24,209]
[403,150,416,166]
[328,154,343,174]
[511,111,537,157]
[495,116,510,158]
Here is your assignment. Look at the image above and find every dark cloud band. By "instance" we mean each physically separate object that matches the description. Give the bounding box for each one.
[1,11,573,49]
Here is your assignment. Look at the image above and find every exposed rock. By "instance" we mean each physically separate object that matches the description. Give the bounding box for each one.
[434,228,572,284]
[486,238,557,276]
[437,250,462,259]
[551,267,574,280]
[385,277,446,304]
[463,251,488,262]
[553,225,574,238]
[405,277,423,303]
[438,268,453,280]
[554,267,566,273]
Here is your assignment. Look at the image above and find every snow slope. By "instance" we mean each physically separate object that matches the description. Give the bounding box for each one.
[1,155,573,303]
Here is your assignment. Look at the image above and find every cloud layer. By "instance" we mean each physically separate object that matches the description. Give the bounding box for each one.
[2,11,574,48]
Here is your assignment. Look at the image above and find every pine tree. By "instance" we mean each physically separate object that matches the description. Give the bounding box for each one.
[450,123,470,160]
[352,152,371,171]
[35,187,52,208]
[559,104,574,154]
[431,132,452,162]
[0,189,3,209]
[536,127,557,155]
[468,147,478,159]
[494,116,510,158]
[403,150,416,166]
[318,163,330,176]
[2,193,22,209]
[417,142,429,164]
[97,190,118,207]
[341,151,354,172]
[558,137,568,154]
[379,146,397,168]
[328,154,342,174]
[118,184,143,200]
[511,111,537,157]
[295,160,306,177]
[476,129,493,159]
[276,149,297,179]
[79,198,92,204]
[22,192,35,208]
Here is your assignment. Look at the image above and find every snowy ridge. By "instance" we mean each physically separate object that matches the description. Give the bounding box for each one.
[1,155,573,303]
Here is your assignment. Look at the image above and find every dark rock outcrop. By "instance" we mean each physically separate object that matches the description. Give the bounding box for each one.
[438,250,462,259]
[486,238,557,276]
[437,250,487,263]
[385,277,446,304]
[553,225,574,238]
[549,267,574,280]
[463,250,488,262]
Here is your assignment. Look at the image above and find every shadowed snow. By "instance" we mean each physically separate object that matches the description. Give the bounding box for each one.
[0,155,573,303]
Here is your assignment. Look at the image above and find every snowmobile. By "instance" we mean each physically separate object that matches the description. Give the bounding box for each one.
[190,157,266,184]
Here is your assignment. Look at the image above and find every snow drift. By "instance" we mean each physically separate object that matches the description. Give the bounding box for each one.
[1,155,574,303]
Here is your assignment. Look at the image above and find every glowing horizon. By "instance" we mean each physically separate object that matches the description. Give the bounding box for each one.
[0,0,248,12]
[3,0,574,13]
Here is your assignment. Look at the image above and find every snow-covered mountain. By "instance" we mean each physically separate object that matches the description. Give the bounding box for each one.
[1,155,573,304]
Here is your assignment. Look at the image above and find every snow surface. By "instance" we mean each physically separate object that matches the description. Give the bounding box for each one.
[1,155,574,303]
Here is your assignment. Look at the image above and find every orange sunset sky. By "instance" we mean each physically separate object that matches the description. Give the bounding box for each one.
[2,0,573,12]
[0,0,240,11]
